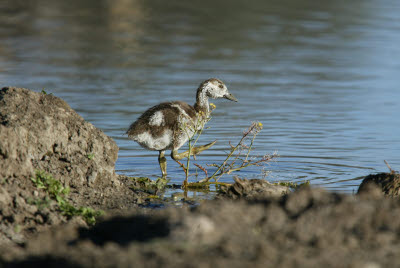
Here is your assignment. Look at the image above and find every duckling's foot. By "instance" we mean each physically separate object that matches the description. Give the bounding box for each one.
[192,140,217,155]
[171,140,217,161]
[158,150,167,177]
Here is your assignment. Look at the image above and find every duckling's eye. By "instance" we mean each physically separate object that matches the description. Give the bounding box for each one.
[218,84,223,89]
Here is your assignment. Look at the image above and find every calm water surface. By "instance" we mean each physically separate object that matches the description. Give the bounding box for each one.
[1,0,399,193]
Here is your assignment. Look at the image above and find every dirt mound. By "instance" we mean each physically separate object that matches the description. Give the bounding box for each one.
[0,87,119,187]
[0,87,140,247]
[2,187,400,267]
[358,172,400,197]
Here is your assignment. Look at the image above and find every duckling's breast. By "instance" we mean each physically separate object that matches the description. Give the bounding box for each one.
[134,129,174,151]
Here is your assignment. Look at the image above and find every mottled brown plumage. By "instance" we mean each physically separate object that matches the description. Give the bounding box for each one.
[127,78,238,177]
[127,101,196,143]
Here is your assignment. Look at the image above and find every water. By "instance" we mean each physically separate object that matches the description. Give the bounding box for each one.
[1,0,399,193]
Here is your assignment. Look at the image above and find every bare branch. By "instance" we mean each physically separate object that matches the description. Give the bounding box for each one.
[194,163,208,178]
[384,160,396,174]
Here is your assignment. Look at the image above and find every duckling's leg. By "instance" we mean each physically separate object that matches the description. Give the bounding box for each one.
[171,140,217,161]
[158,150,167,177]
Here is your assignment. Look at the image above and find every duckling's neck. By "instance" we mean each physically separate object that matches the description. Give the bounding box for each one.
[194,88,209,115]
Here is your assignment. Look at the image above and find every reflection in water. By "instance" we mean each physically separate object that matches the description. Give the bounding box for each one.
[0,0,399,192]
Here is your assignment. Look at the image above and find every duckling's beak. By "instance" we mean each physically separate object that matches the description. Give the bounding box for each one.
[224,93,238,102]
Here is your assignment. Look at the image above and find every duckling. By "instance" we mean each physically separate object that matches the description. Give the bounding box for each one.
[127,78,238,177]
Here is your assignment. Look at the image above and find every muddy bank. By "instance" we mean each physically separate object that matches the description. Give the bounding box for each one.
[2,87,400,267]
[2,186,400,268]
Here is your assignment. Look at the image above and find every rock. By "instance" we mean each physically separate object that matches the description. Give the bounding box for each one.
[217,177,290,200]
[0,87,119,188]
[357,172,400,197]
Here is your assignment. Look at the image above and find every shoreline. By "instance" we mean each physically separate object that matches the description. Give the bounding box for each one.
[1,86,399,267]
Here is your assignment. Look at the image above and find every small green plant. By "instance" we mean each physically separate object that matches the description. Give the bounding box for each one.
[176,105,215,185]
[275,180,310,190]
[176,104,278,188]
[31,170,70,197]
[58,202,102,226]
[41,88,52,95]
[130,176,169,194]
[31,170,103,225]
[28,196,52,210]
[87,153,95,160]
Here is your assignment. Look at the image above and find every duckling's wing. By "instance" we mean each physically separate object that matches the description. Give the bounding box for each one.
[126,102,173,138]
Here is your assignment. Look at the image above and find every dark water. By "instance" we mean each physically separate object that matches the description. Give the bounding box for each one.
[1,0,399,193]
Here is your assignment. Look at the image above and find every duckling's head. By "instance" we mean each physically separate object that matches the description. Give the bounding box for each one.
[201,78,238,102]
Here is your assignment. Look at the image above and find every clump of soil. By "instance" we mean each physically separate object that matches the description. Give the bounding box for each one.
[3,187,400,267]
[358,172,400,197]
[0,87,142,247]
[217,177,290,200]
